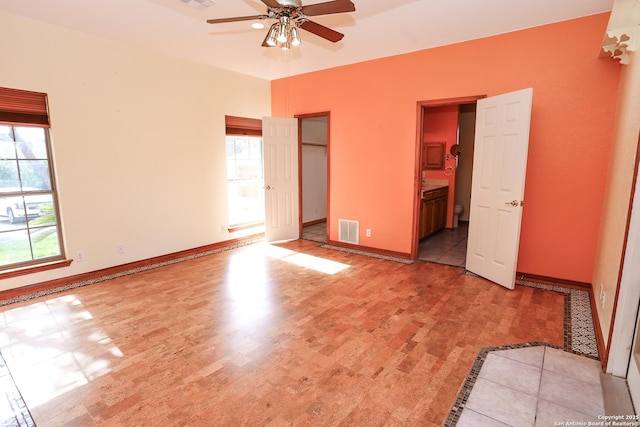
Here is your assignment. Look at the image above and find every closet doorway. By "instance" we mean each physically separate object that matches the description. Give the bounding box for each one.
[298,112,329,243]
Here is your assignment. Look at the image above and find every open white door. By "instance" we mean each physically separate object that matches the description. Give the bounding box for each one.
[263,117,299,242]
[466,88,533,289]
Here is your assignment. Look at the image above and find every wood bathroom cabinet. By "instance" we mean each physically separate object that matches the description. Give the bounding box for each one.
[422,142,445,170]
[419,187,448,239]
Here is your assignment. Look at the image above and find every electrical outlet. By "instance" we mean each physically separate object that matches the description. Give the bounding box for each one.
[366,229,372,237]
[117,244,125,254]
[76,251,84,262]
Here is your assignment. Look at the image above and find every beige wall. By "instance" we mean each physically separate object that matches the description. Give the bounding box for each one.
[592,53,640,347]
[0,11,271,291]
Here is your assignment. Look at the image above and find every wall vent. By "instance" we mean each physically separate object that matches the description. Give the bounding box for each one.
[338,219,359,245]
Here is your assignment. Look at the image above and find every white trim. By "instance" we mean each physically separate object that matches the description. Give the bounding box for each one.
[607,164,640,378]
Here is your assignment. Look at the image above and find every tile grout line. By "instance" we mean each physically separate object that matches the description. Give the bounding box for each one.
[533,346,548,426]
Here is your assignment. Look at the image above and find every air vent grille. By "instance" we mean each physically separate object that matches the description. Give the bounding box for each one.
[338,219,359,245]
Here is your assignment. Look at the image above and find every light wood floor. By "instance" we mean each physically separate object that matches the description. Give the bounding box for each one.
[0,240,565,426]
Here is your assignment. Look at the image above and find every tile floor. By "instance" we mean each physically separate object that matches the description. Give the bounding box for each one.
[418,222,468,267]
[1,351,33,427]
[452,345,606,427]
[302,220,327,243]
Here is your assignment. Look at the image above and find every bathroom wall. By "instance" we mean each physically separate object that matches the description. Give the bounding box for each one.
[423,105,459,227]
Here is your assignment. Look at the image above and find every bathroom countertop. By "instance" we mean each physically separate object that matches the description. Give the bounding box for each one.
[422,184,449,192]
[422,179,449,193]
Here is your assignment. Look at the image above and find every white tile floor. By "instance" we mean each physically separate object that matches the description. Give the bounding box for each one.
[418,222,468,267]
[457,346,605,426]
[302,221,327,243]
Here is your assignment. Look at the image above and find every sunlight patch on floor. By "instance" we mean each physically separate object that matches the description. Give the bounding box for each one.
[281,252,350,274]
[0,295,121,410]
[227,247,273,325]
[263,243,350,274]
[225,244,349,326]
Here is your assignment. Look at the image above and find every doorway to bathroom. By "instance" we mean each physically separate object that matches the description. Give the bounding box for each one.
[416,100,478,267]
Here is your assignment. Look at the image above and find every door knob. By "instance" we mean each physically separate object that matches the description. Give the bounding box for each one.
[505,200,522,207]
[265,185,274,190]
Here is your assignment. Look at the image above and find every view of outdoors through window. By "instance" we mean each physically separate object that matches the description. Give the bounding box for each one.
[0,125,63,269]
[226,135,264,226]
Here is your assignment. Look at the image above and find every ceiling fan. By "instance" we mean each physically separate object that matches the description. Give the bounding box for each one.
[206,0,356,49]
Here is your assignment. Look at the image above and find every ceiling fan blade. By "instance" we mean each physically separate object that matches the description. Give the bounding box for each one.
[299,20,344,42]
[207,15,268,24]
[301,0,355,17]
[260,0,282,8]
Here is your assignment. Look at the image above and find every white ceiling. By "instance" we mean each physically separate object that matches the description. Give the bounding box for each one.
[0,0,614,80]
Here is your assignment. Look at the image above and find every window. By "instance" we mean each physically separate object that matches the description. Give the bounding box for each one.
[225,135,264,226]
[224,115,264,228]
[0,88,64,271]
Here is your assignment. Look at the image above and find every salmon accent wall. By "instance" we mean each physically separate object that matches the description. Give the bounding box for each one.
[272,13,621,283]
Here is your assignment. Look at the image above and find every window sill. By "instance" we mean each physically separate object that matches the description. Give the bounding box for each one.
[0,259,73,281]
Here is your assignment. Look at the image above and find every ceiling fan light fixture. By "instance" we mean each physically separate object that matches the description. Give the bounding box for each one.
[206,0,354,49]
[290,26,301,46]
[276,16,290,43]
[276,27,288,44]
[266,24,278,46]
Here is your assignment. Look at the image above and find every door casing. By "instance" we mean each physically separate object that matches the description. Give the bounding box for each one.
[412,95,485,259]
[607,133,640,388]
[296,112,331,239]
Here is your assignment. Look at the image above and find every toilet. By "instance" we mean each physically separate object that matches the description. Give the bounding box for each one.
[453,204,464,228]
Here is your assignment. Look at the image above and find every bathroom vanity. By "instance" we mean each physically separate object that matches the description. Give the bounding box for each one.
[419,186,448,239]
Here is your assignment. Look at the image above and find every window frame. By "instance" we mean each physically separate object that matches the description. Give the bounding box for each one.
[0,87,68,278]
[224,116,264,230]
[225,134,265,228]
